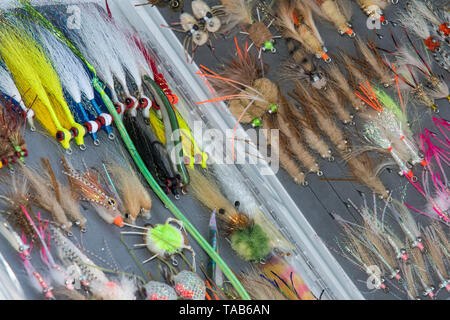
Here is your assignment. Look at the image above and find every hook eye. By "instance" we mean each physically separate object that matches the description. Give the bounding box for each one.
[94,139,101,146]
[79,144,87,151]
[108,133,115,140]
[66,148,73,155]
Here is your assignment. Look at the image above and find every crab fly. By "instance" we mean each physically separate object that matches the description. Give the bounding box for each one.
[135,0,184,12]
[192,0,222,33]
[241,7,280,57]
[163,1,222,62]
[121,218,196,270]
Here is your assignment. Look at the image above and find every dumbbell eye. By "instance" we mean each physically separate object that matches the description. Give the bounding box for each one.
[139,98,149,109]
[107,198,116,207]
[125,98,134,108]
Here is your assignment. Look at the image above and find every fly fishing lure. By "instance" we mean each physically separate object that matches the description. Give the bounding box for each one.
[292,83,350,153]
[349,37,394,88]
[0,97,28,169]
[197,42,323,180]
[302,0,355,37]
[192,0,223,34]
[388,199,424,252]
[36,25,114,143]
[281,93,334,160]
[41,158,86,231]
[123,97,182,198]
[0,250,25,300]
[61,157,124,228]
[278,92,323,175]
[409,247,435,299]
[143,75,190,188]
[19,163,73,233]
[373,30,448,112]
[0,174,35,239]
[172,270,206,300]
[102,161,152,224]
[16,17,87,148]
[132,37,207,169]
[163,1,223,61]
[292,82,390,198]
[197,41,276,128]
[263,116,307,184]
[405,120,449,224]
[353,0,390,26]
[356,84,425,178]
[341,50,426,174]
[142,281,177,300]
[399,0,449,70]
[332,211,403,283]
[208,162,295,254]
[121,217,196,269]
[0,215,54,299]
[320,81,354,125]
[172,12,210,62]
[401,261,420,300]
[232,267,289,300]
[346,194,409,263]
[50,225,137,300]
[43,3,141,114]
[283,41,327,89]
[335,216,390,293]
[422,224,449,293]
[0,19,78,150]
[102,5,153,98]
[277,0,331,62]
[135,0,183,11]
[325,63,365,112]
[0,215,31,258]
[21,207,76,293]
[19,239,55,300]
[259,255,317,300]
[0,65,35,130]
[187,168,271,262]
[220,0,280,56]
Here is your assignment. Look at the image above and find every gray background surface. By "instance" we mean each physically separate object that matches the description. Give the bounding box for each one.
[0,0,448,300]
